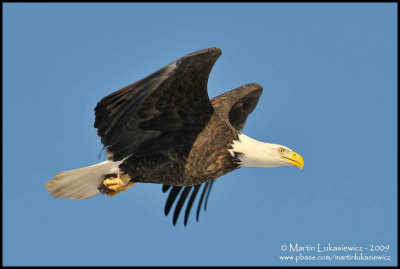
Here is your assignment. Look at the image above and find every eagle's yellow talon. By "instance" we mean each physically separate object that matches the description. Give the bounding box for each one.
[106,182,136,197]
[102,173,134,196]
[103,177,123,190]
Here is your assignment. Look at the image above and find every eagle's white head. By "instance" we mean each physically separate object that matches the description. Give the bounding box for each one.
[228,133,304,169]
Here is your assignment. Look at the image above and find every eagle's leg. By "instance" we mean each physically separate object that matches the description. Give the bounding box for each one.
[100,173,135,197]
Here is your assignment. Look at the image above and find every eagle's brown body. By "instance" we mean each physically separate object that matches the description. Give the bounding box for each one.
[121,108,240,186]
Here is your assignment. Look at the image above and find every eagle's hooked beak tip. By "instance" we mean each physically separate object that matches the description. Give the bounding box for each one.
[289,152,304,170]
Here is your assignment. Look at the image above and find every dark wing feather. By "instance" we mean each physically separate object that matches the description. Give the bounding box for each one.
[211,83,263,131]
[204,180,215,211]
[196,182,212,221]
[164,186,182,216]
[172,186,191,226]
[184,185,200,226]
[162,184,171,193]
[162,181,216,226]
[94,47,222,161]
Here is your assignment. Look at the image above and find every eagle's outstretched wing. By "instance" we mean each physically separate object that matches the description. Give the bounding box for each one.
[212,83,263,131]
[163,83,263,226]
[94,47,222,161]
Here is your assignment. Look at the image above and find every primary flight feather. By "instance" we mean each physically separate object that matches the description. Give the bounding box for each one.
[45,47,304,226]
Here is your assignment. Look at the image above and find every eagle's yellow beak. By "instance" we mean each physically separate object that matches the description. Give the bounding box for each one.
[282,151,304,169]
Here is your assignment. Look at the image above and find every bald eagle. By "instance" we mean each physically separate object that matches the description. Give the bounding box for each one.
[45,47,304,226]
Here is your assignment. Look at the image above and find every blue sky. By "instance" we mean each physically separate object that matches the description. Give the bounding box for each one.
[3,3,397,266]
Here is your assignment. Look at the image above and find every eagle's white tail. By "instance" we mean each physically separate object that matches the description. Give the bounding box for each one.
[45,161,122,200]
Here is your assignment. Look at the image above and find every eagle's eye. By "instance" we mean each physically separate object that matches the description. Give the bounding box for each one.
[278,148,285,154]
